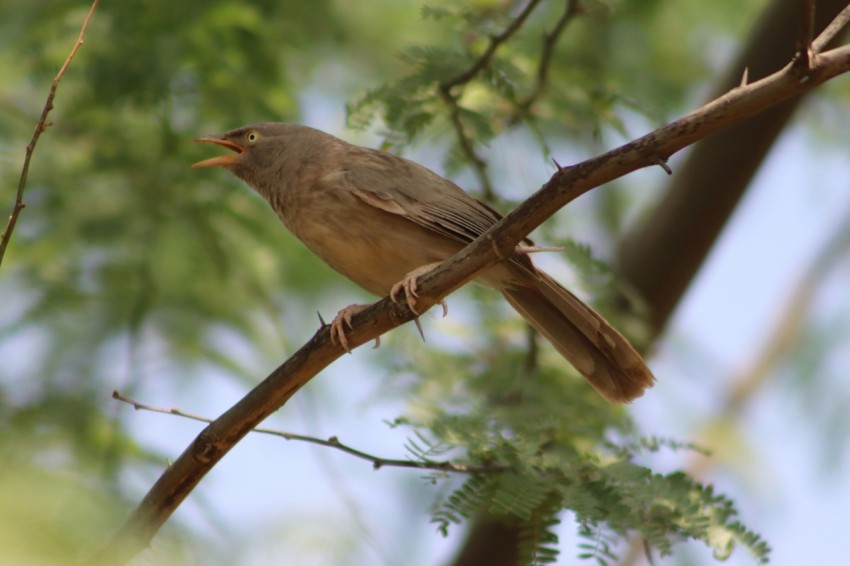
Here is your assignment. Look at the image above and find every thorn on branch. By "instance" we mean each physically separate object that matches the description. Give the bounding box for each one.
[652,157,673,175]
[413,317,426,342]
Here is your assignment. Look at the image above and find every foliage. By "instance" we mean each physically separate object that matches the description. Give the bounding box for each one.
[347,0,734,161]
[385,333,769,564]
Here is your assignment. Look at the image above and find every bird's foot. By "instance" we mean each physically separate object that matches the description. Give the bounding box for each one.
[389,264,448,317]
[329,303,380,352]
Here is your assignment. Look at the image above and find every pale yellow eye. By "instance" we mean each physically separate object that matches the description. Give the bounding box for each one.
[247,131,259,143]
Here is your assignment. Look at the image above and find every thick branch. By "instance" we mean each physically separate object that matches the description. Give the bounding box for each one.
[97,39,850,564]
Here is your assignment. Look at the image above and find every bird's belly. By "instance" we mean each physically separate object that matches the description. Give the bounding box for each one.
[285,207,465,297]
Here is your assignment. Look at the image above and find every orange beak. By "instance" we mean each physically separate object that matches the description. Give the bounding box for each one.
[192,136,244,168]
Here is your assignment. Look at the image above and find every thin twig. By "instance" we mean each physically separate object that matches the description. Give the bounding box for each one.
[437,0,546,200]
[441,0,545,90]
[112,391,501,474]
[519,0,581,113]
[438,88,495,198]
[812,3,850,52]
[0,0,100,268]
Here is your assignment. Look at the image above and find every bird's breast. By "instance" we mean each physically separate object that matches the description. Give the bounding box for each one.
[278,188,463,297]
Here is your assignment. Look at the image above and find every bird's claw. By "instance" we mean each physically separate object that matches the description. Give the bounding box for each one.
[389,265,448,318]
[390,275,420,314]
[329,304,380,352]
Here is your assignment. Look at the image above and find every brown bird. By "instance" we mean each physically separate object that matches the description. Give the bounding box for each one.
[193,123,654,402]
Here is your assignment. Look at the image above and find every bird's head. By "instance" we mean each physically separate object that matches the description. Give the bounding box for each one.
[193,123,288,177]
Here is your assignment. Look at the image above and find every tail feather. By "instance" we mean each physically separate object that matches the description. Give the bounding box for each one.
[501,269,654,403]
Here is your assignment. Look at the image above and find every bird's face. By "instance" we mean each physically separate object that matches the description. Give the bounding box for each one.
[193,122,328,200]
[193,122,337,200]
[192,124,279,175]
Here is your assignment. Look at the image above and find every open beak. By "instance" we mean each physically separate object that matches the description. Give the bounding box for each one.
[192,136,244,168]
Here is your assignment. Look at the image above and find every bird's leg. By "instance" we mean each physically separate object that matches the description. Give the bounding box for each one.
[331,262,451,352]
[329,304,380,352]
[389,263,448,317]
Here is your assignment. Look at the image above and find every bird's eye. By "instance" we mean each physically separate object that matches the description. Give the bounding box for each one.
[247,132,259,143]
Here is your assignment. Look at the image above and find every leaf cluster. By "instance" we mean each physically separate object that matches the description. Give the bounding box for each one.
[383,325,769,564]
[347,0,721,166]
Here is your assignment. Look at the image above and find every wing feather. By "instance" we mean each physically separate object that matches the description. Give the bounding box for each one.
[338,148,503,244]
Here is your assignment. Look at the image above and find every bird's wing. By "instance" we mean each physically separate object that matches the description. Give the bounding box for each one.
[334,148,505,245]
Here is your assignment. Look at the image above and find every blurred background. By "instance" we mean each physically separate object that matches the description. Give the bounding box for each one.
[1,1,848,564]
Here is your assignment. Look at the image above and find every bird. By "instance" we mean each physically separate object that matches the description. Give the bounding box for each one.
[193,123,654,403]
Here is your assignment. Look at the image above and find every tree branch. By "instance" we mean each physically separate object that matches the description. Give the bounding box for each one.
[438,87,495,198]
[96,33,850,565]
[813,3,850,51]
[112,391,502,474]
[518,0,581,113]
[441,0,545,90]
[0,0,100,269]
[618,0,850,336]
[437,0,546,199]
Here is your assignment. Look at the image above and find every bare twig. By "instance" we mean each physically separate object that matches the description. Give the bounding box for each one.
[518,0,581,113]
[96,31,850,565]
[0,0,100,268]
[438,88,495,198]
[112,391,501,474]
[812,3,850,51]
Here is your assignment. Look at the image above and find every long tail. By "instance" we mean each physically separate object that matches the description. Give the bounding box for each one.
[501,269,654,403]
